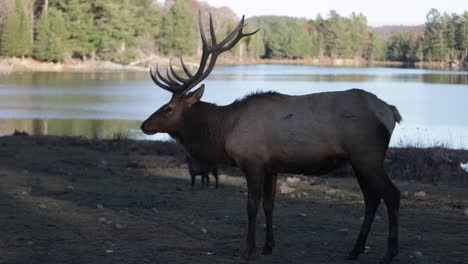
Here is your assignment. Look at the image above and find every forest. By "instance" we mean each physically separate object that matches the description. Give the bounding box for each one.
[0,0,467,66]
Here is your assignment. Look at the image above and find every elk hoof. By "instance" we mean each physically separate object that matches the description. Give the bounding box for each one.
[262,246,273,255]
[347,248,365,260]
[241,248,256,260]
[379,251,398,264]
[262,240,275,255]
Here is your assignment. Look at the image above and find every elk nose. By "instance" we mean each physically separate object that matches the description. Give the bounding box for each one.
[140,122,146,132]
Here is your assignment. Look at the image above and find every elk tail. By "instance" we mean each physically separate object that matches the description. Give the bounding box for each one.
[389,105,402,124]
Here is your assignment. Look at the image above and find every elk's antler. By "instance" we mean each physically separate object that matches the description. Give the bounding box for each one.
[150,13,259,95]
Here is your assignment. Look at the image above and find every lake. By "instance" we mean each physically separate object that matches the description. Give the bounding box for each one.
[0,65,467,149]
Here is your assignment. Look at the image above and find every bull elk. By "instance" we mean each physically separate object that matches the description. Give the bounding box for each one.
[141,13,401,264]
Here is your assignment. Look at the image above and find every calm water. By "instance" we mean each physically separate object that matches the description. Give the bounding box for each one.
[1,65,467,148]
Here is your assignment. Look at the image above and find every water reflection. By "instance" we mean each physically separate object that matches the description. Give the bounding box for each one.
[0,118,142,139]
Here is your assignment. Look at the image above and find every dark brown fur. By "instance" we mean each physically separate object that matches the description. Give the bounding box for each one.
[141,88,402,263]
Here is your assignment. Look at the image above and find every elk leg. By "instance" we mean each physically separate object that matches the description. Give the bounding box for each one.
[350,161,400,263]
[213,168,219,189]
[262,172,277,255]
[380,176,400,264]
[190,173,195,189]
[242,165,265,260]
[205,173,210,188]
[348,175,381,259]
[201,174,205,189]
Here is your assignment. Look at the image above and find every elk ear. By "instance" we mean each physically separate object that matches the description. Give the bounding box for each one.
[186,84,205,106]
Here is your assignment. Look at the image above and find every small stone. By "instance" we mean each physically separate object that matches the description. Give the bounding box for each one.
[38,204,47,209]
[20,191,28,195]
[302,192,308,197]
[100,160,108,168]
[338,228,349,233]
[22,170,29,175]
[365,246,371,253]
[325,189,337,195]
[298,213,307,217]
[66,185,75,191]
[286,176,301,184]
[115,223,124,229]
[152,208,159,213]
[97,203,104,209]
[414,191,427,198]
[201,228,207,234]
[98,217,107,224]
[463,208,468,216]
[26,241,34,246]
[402,191,409,198]
[308,179,318,185]
[106,250,113,253]
[279,182,295,194]
[413,251,423,257]
[260,223,277,230]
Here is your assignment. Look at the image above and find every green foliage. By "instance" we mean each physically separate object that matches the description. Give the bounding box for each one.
[35,7,68,62]
[245,32,265,59]
[386,33,411,61]
[366,34,386,60]
[159,0,196,56]
[423,9,468,63]
[1,2,467,65]
[1,0,33,57]
[52,0,98,59]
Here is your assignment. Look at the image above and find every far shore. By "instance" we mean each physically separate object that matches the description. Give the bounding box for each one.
[0,56,466,73]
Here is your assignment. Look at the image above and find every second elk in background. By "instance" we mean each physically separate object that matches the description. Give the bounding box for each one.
[186,154,219,189]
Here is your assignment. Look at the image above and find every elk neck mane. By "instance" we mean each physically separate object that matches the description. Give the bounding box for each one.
[232,90,282,105]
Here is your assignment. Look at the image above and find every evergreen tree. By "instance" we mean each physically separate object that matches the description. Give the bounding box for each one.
[425,8,447,61]
[386,33,410,61]
[1,0,33,57]
[52,0,98,59]
[459,12,468,62]
[160,0,196,56]
[324,11,352,58]
[367,33,386,61]
[350,13,368,58]
[245,32,265,59]
[286,21,311,58]
[35,7,68,62]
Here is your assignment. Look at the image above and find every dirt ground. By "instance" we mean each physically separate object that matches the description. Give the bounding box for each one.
[0,135,467,264]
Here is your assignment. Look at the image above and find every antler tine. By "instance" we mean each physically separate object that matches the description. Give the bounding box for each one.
[209,13,217,46]
[169,59,189,83]
[165,68,181,87]
[155,65,176,88]
[150,13,259,95]
[216,15,245,48]
[218,17,259,53]
[199,14,211,51]
[180,57,193,78]
[150,67,174,93]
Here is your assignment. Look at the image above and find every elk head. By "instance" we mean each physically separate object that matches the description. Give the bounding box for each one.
[140,13,258,135]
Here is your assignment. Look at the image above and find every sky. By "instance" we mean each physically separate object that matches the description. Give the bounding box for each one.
[196,0,467,26]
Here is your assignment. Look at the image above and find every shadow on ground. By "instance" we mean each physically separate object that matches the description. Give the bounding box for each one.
[0,135,467,264]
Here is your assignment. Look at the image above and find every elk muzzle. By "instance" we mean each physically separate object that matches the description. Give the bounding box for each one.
[140,120,158,135]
